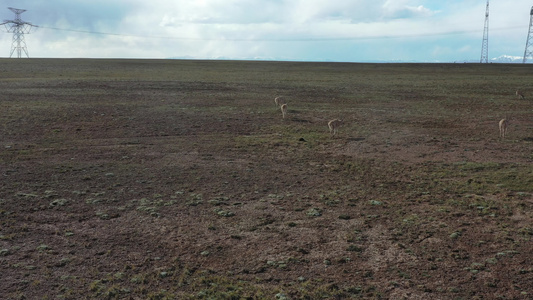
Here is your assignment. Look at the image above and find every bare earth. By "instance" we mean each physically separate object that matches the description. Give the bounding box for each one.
[1,59,532,299]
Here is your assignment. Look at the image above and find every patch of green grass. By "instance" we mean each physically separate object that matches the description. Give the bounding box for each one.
[411,162,533,196]
[134,197,178,217]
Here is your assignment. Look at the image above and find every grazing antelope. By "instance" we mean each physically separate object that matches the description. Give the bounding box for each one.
[516,90,525,100]
[499,118,510,138]
[280,103,288,119]
[328,119,343,136]
[274,96,286,107]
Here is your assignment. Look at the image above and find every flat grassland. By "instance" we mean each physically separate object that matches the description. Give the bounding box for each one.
[1,59,532,299]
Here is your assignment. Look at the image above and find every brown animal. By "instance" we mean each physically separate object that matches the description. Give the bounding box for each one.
[516,90,525,100]
[280,103,288,119]
[328,119,343,135]
[499,118,510,138]
[274,96,285,107]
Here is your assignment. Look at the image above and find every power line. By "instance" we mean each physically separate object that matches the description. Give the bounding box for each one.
[38,25,157,38]
[36,24,522,43]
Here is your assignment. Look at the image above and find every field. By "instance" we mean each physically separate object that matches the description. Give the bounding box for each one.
[1,59,532,299]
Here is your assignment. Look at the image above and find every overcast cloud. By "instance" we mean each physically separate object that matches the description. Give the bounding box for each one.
[0,0,532,62]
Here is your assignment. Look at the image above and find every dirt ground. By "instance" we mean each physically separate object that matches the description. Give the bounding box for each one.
[1,59,532,299]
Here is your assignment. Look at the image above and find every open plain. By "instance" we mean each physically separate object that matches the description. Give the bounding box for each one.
[1,59,532,299]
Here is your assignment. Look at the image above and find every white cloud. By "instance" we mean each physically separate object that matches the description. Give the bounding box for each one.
[382,1,435,19]
[1,0,533,61]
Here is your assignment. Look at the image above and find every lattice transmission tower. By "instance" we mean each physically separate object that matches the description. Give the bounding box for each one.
[480,0,489,63]
[523,7,533,63]
[1,7,37,58]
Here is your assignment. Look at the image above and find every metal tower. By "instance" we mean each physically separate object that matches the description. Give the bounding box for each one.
[1,7,36,58]
[523,7,533,63]
[480,0,489,63]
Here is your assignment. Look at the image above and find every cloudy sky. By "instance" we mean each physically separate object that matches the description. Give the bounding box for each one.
[0,0,532,62]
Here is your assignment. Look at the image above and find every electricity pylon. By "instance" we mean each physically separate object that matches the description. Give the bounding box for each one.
[1,7,37,58]
[480,0,489,63]
[523,7,533,63]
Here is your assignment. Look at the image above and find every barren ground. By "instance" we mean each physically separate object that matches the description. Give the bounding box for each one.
[1,59,532,299]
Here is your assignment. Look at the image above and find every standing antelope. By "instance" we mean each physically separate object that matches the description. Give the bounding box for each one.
[516,90,525,100]
[275,96,285,107]
[280,104,288,119]
[328,119,343,136]
[499,118,510,138]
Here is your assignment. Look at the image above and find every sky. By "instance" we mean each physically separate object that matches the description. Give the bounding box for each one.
[0,0,532,62]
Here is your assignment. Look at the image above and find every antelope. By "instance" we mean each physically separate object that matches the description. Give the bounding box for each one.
[274,96,286,107]
[328,119,343,136]
[499,118,510,138]
[516,90,525,100]
[280,104,288,119]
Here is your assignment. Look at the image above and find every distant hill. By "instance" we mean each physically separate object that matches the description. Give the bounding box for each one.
[168,55,531,64]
